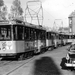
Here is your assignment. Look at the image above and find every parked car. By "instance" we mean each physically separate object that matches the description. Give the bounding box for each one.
[60,42,75,69]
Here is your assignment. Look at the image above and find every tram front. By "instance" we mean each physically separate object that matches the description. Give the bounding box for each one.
[0,21,16,58]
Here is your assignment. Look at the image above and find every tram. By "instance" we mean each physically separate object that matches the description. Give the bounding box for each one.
[58,33,67,46]
[46,31,55,50]
[66,34,75,44]
[0,19,74,60]
[61,34,68,45]
[46,31,61,49]
[0,20,46,60]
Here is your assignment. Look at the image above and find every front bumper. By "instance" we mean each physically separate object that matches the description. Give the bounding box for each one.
[65,63,75,67]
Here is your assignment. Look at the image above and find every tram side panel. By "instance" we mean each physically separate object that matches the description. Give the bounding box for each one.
[16,41,35,52]
[11,25,36,58]
[34,29,46,54]
[52,32,58,48]
[62,35,67,45]
[40,31,46,52]
[46,32,54,50]
[0,22,46,58]
[66,35,73,44]
[55,34,62,46]
[53,39,58,48]
[33,29,41,54]
[0,41,16,55]
[46,39,54,50]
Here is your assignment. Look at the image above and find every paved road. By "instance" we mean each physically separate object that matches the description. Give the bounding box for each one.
[1,45,75,75]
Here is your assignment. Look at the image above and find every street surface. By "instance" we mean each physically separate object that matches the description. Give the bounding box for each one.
[0,45,75,75]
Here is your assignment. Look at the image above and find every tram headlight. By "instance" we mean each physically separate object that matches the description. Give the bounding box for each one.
[66,54,69,60]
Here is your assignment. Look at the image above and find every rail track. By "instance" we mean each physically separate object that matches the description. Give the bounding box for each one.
[0,56,35,75]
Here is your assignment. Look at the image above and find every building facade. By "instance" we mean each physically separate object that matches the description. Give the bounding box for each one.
[68,11,75,34]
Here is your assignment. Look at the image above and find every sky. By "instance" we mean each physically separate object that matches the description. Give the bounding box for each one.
[3,0,75,28]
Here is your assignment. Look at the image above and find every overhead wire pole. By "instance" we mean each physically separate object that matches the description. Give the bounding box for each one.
[41,4,43,25]
[54,19,63,31]
[25,0,43,25]
[25,5,32,23]
[53,20,58,31]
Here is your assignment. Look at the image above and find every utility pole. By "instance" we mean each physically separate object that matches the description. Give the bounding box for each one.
[53,19,63,31]
[25,0,43,25]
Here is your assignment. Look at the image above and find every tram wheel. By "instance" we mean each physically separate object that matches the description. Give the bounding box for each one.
[24,53,27,59]
[18,54,24,60]
[28,51,33,58]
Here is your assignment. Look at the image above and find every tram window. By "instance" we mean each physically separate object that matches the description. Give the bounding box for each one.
[49,33,51,39]
[13,25,24,40]
[71,35,75,39]
[63,35,64,39]
[47,32,48,39]
[59,34,61,39]
[50,33,52,39]
[43,31,46,40]
[73,35,75,39]
[0,26,11,40]
[39,30,45,40]
[34,30,37,40]
[47,32,53,39]
[51,33,55,39]
[69,35,71,39]
[40,31,45,40]
[30,28,35,40]
[36,29,39,40]
[13,25,17,40]
[17,26,24,40]
[24,27,30,40]
[37,30,40,40]
[56,34,59,39]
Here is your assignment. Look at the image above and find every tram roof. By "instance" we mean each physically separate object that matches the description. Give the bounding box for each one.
[0,20,46,30]
[47,30,60,34]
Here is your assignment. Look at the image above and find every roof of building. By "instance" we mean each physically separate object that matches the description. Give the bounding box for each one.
[69,10,75,18]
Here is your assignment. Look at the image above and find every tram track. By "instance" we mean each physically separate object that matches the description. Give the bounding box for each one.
[0,56,36,75]
[0,61,12,67]
[0,57,29,68]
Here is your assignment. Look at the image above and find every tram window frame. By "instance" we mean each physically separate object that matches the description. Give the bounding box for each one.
[59,34,61,39]
[42,31,46,40]
[47,32,53,39]
[51,33,56,39]
[39,30,45,40]
[24,26,30,41]
[71,35,75,39]
[62,35,64,39]
[0,25,11,40]
[49,32,52,39]
[34,29,37,40]
[55,33,57,39]
[17,25,24,40]
[40,30,44,40]
[73,35,75,39]
[46,32,48,39]
[37,29,40,40]
[68,35,71,39]
[30,28,35,41]
[13,25,24,40]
